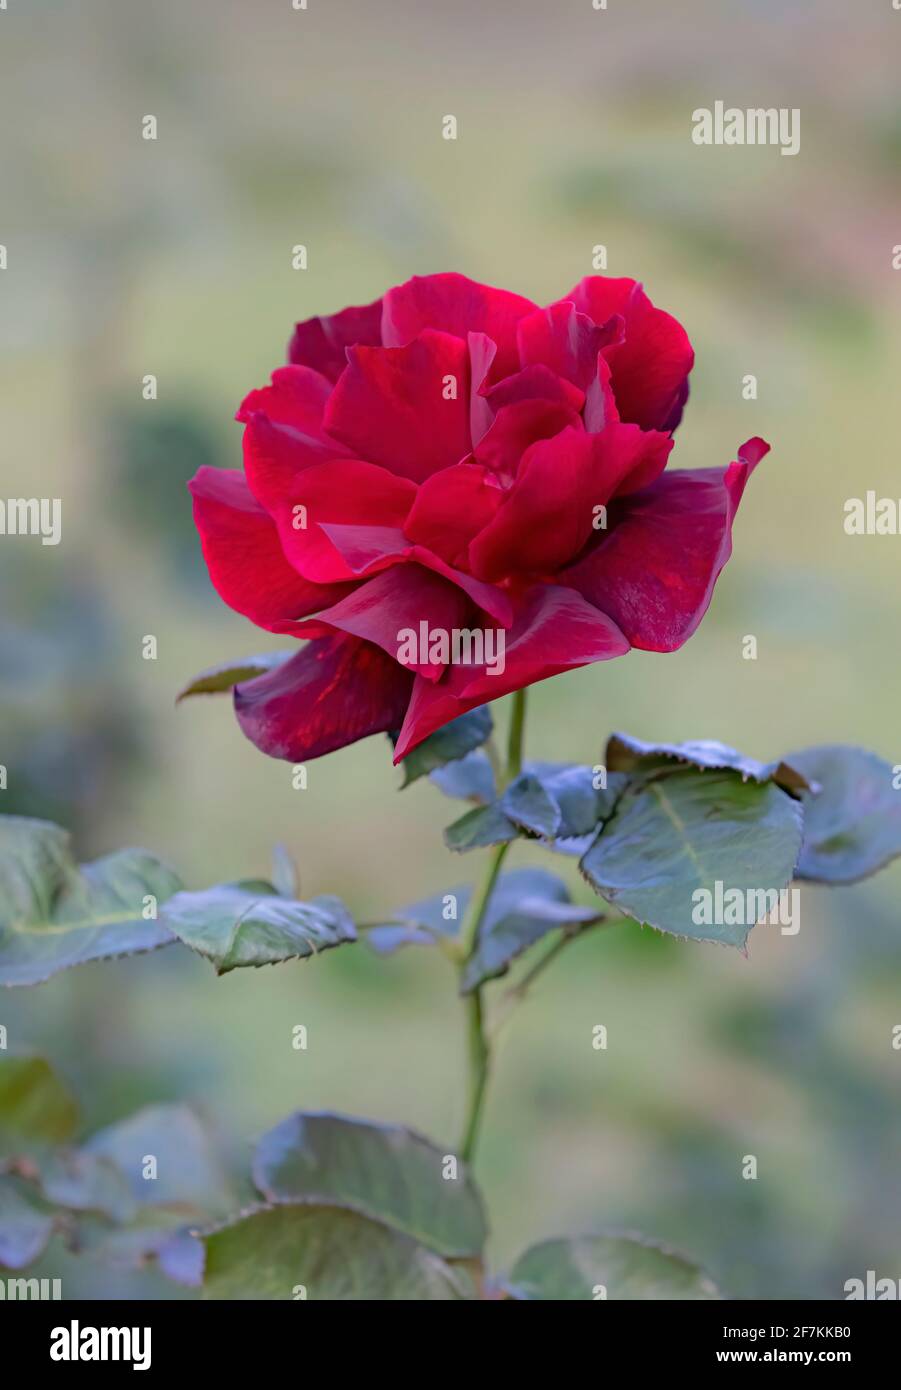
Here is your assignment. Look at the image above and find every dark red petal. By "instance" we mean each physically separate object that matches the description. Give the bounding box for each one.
[323,330,472,482]
[562,438,769,651]
[457,583,630,700]
[660,377,691,434]
[403,462,504,567]
[393,584,629,759]
[603,422,674,499]
[382,274,537,378]
[288,298,383,383]
[238,367,347,513]
[468,332,498,447]
[234,634,413,762]
[271,460,417,583]
[188,467,353,635]
[408,546,513,627]
[516,301,623,390]
[474,398,583,479]
[469,427,622,581]
[484,363,585,416]
[583,354,620,433]
[308,523,513,627]
[315,564,473,681]
[237,365,332,433]
[469,330,584,447]
[314,524,408,576]
[561,277,694,432]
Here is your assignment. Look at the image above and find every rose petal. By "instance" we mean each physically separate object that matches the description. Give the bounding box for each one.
[311,523,513,627]
[403,462,504,567]
[467,424,671,582]
[393,584,630,758]
[474,398,583,479]
[604,422,674,498]
[238,367,347,512]
[382,273,537,377]
[271,460,417,583]
[237,365,333,434]
[188,467,353,635]
[468,331,498,447]
[315,564,473,681]
[516,301,623,390]
[410,546,513,627]
[562,437,769,651]
[235,634,413,762]
[288,297,383,383]
[323,330,472,481]
[467,342,585,449]
[560,277,694,432]
[660,377,691,434]
[484,363,585,416]
[583,354,620,433]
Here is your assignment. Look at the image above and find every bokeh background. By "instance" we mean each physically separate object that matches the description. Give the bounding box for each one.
[2,0,901,1298]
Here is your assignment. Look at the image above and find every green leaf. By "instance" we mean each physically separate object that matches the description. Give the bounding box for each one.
[81,1220,204,1287]
[176,651,292,702]
[606,732,809,798]
[445,764,628,853]
[83,1104,233,1215]
[0,1091,226,1286]
[161,882,356,974]
[38,1150,136,1222]
[501,773,562,838]
[461,868,603,993]
[581,770,803,948]
[202,1204,475,1300]
[394,708,493,788]
[367,868,602,980]
[528,764,628,839]
[445,802,519,853]
[0,817,180,987]
[0,1054,78,1153]
[430,750,496,804]
[70,1104,231,1286]
[15,1108,215,1282]
[786,745,901,883]
[252,1112,487,1258]
[0,1178,55,1269]
[507,1233,721,1300]
[366,886,472,955]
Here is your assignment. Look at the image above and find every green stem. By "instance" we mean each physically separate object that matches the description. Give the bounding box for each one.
[505,686,527,783]
[458,689,527,1164]
[461,989,490,1163]
[457,839,509,963]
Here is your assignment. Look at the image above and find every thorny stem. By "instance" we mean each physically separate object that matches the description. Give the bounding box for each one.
[459,688,527,1164]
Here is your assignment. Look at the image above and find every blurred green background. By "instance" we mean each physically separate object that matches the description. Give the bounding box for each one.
[2,0,901,1298]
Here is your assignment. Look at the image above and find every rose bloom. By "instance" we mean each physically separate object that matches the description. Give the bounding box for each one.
[189,273,767,762]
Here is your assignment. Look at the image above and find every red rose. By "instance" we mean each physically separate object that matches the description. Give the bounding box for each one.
[189,273,767,763]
